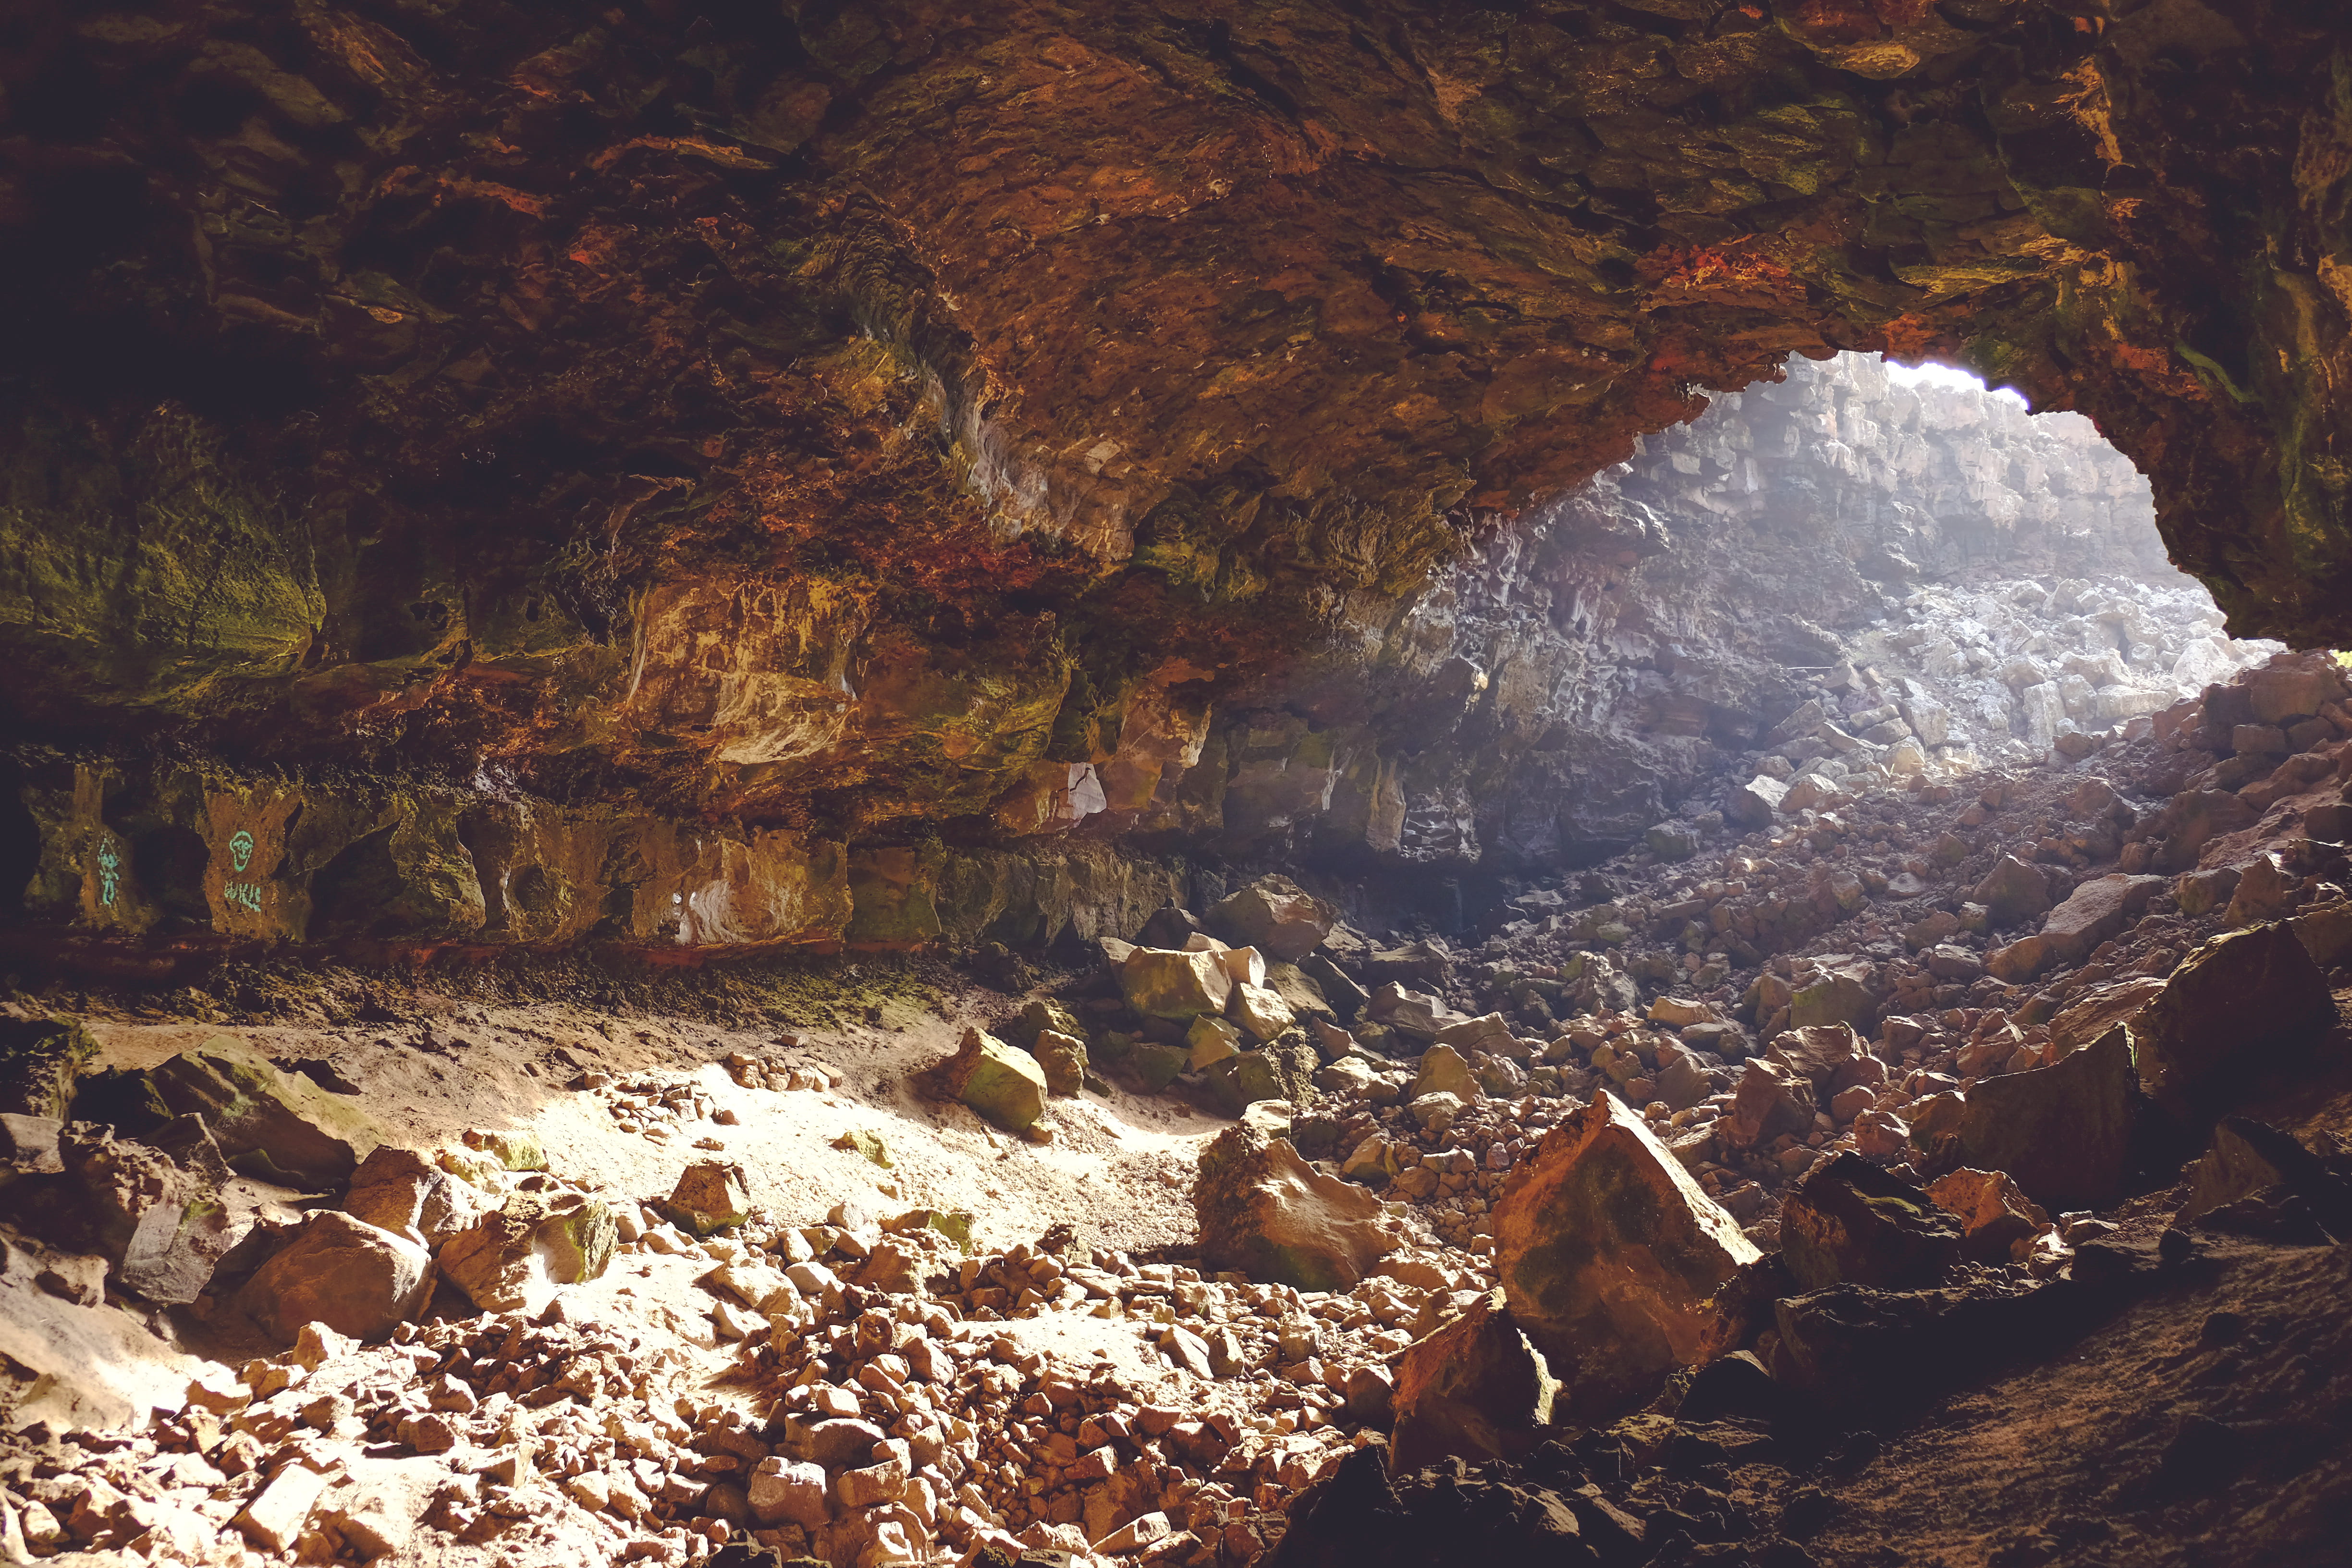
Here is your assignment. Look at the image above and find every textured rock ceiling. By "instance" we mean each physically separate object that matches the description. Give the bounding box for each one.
[2,0,2349,837]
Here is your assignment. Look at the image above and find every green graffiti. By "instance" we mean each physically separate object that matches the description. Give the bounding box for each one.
[223,882,265,913]
[229,829,255,872]
[96,835,122,907]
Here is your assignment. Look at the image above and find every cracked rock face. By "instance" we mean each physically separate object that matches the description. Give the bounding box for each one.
[2,1,2342,951]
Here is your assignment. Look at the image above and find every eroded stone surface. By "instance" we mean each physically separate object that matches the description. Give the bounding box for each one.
[1492,1093,1759,1423]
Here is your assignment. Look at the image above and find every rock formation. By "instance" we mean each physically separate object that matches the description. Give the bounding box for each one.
[8,7,2352,1568]
[0,3,2334,957]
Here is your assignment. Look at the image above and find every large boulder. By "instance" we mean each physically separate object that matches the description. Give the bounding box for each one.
[1369,984,1466,1041]
[1768,1271,2051,1415]
[1780,1154,1962,1292]
[1725,774,1788,830]
[0,1018,98,1119]
[1227,981,1298,1042]
[1971,856,2054,929]
[1408,1044,1481,1102]
[141,1038,388,1188]
[1387,1290,1558,1471]
[1029,1030,1090,1096]
[2037,873,2165,967]
[1956,1024,2140,1212]
[1118,948,1235,1021]
[1206,876,1336,962]
[233,1210,434,1343]
[933,1028,1048,1133]
[344,1146,478,1244]
[662,1160,752,1236]
[2132,924,2336,1122]
[1788,963,1878,1033]
[12,1124,231,1305]
[1766,1023,1866,1093]
[1193,1125,1403,1291]
[1200,1037,1316,1117]
[436,1188,618,1313]
[1491,1093,1760,1424]
[2177,1117,2352,1234]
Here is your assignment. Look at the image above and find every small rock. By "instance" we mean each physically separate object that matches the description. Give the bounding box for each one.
[664,1159,754,1234]
[933,1028,1049,1133]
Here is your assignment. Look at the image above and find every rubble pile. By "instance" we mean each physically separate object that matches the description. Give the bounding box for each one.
[4,649,2352,1568]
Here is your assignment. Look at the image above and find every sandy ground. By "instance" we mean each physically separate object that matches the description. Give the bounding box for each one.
[24,963,1228,1441]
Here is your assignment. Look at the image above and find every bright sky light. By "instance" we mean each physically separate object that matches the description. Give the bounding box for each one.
[1883,357,2028,406]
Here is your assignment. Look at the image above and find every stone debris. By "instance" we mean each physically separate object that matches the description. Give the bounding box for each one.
[9,649,2352,1568]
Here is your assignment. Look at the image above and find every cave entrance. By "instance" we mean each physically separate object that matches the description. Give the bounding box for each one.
[1605,350,2279,789]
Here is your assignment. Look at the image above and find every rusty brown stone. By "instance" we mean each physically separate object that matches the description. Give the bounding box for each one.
[1492,1093,1760,1425]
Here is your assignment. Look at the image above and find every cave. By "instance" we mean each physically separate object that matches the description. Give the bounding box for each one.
[3,5,2352,1567]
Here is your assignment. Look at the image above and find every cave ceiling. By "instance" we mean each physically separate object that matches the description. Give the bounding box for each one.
[2,0,2348,837]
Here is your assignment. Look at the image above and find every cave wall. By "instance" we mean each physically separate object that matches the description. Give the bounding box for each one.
[5,355,2240,956]
[2,0,2349,953]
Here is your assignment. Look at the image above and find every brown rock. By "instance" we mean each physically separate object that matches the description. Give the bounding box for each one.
[2039,873,2165,966]
[1766,1024,1865,1092]
[1986,935,2050,983]
[1388,1289,1557,1471]
[663,1160,752,1236]
[140,1038,389,1188]
[437,1189,618,1312]
[1721,1060,1817,1151]
[748,1457,830,1529]
[1118,947,1235,1020]
[1492,1092,1760,1424]
[1852,1107,1911,1164]
[2176,1117,2350,1230]
[344,1146,477,1243]
[2132,923,2336,1122]
[1926,1168,2051,1264]
[14,1125,231,1305]
[932,1027,1048,1132]
[1193,1125,1403,1291]
[1780,1154,1961,1292]
[1972,856,2054,929]
[0,1112,63,1174]
[2045,978,2168,1064]
[1956,1025,2139,1213]
[2222,852,2300,926]
[1206,876,1336,962]
[1788,963,1878,1033]
[232,1211,434,1343]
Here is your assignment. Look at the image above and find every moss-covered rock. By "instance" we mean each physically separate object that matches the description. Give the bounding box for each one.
[933,1028,1047,1132]
[142,1038,391,1189]
[437,1190,620,1312]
